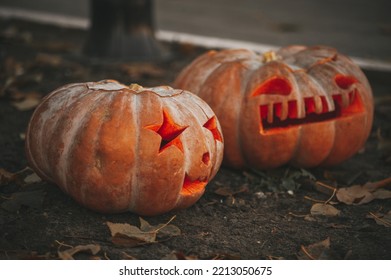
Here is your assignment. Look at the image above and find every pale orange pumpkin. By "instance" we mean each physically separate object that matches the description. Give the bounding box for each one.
[174,45,373,169]
[25,80,223,215]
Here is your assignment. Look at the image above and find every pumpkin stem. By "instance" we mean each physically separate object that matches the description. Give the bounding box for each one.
[262,51,279,63]
[128,83,144,91]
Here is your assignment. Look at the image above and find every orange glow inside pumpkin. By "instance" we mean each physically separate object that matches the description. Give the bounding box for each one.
[256,74,365,134]
[334,74,358,89]
[252,76,292,96]
[181,174,207,196]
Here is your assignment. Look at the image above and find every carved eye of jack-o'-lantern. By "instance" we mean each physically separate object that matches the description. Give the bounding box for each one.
[174,45,373,170]
[25,80,224,215]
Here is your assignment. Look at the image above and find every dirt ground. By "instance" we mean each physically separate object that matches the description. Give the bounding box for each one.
[1,19,391,260]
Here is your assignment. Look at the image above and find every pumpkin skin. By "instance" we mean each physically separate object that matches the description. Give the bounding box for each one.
[174,45,373,170]
[25,80,223,216]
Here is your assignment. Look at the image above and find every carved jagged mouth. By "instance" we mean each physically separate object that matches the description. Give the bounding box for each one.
[259,90,364,133]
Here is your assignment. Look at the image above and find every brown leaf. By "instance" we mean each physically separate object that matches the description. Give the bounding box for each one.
[11,93,41,111]
[23,172,42,184]
[58,244,101,260]
[0,167,42,187]
[106,221,156,247]
[336,177,391,205]
[106,216,180,247]
[367,211,391,228]
[310,203,341,217]
[298,237,331,260]
[139,217,181,239]
[0,168,16,186]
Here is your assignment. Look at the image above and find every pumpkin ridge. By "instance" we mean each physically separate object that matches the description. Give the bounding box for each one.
[238,63,265,167]
[128,92,141,212]
[90,92,135,211]
[65,92,116,201]
[49,89,106,188]
[66,91,114,184]
[26,84,88,182]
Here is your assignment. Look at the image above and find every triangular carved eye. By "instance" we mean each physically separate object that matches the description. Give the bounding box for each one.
[335,74,357,89]
[203,116,223,142]
[145,110,188,153]
[252,76,292,96]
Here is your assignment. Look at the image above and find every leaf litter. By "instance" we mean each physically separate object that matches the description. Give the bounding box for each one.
[310,203,341,217]
[0,167,44,212]
[367,211,391,228]
[58,244,101,260]
[106,216,181,247]
[298,237,331,260]
[335,177,391,205]
[313,176,391,205]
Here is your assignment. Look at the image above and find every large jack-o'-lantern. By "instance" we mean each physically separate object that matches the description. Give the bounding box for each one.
[174,45,373,170]
[25,80,224,215]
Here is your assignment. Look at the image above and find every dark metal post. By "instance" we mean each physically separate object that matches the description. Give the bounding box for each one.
[83,0,167,61]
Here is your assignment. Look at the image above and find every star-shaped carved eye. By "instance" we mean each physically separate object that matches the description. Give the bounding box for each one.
[203,116,223,142]
[145,110,188,153]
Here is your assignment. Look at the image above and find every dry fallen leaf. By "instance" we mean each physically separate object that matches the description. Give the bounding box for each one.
[106,216,180,247]
[23,172,42,184]
[139,217,181,239]
[58,244,101,260]
[336,177,391,205]
[367,211,391,228]
[11,93,41,111]
[310,203,341,217]
[0,167,42,187]
[298,237,331,260]
[0,168,16,186]
[106,221,156,247]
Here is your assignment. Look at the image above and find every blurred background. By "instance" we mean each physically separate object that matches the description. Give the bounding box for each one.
[0,0,391,68]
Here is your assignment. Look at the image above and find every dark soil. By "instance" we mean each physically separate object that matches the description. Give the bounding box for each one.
[1,19,391,260]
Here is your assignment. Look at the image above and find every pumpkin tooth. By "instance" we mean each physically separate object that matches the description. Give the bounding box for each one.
[267,103,274,123]
[325,95,335,112]
[297,99,306,119]
[280,101,289,121]
[341,92,350,108]
[314,95,323,114]
[349,91,355,104]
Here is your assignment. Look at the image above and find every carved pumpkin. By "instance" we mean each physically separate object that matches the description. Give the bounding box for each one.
[25,80,223,215]
[174,45,373,169]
